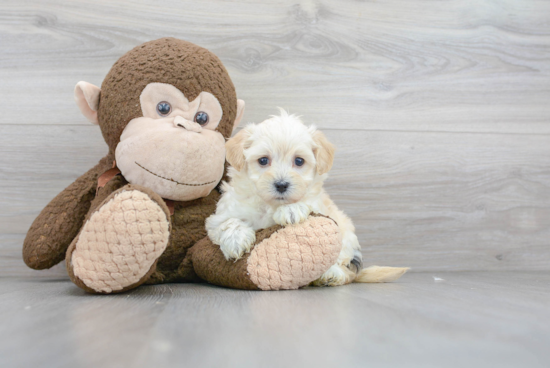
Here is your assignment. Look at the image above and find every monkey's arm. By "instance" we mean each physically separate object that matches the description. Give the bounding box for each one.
[190,214,342,290]
[23,156,113,269]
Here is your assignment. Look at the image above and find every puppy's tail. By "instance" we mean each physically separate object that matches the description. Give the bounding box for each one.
[354,266,410,283]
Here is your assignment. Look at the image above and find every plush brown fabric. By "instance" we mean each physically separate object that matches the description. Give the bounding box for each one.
[148,190,221,284]
[23,38,342,294]
[98,37,237,152]
[65,170,215,291]
[86,170,224,288]
[189,225,285,290]
[23,38,236,273]
[66,183,172,294]
[22,154,114,269]
[190,214,341,291]
[81,170,220,287]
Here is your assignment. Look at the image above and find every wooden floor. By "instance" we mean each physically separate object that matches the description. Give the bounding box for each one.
[1,272,549,368]
[1,0,550,274]
[1,1,550,367]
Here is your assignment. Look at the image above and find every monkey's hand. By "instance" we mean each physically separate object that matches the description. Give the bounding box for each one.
[273,203,311,226]
[191,214,342,290]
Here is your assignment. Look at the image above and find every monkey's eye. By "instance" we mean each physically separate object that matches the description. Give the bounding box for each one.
[294,157,305,166]
[156,101,171,116]
[194,111,209,126]
[258,157,270,166]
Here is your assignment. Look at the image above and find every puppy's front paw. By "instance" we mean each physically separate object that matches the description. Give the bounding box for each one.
[218,219,256,260]
[311,264,355,287]
[273,203,311,226]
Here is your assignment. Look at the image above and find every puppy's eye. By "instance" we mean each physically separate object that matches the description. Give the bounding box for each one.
[294,157,305,166]
[156,101,171,116]
[258,157,270,166]
[194,111,209,126]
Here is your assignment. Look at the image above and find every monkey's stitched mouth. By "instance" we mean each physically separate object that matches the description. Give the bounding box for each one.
[135,162,216,187]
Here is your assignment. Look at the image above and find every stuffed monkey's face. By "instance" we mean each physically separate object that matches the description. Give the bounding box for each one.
[115,83,227,201]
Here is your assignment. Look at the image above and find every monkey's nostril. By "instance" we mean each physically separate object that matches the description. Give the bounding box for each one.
[274,181,290,193]
[174,116,202,133]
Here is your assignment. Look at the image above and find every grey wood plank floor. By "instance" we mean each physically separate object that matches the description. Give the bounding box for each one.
[1,272,549,368]
[1,0,550,274]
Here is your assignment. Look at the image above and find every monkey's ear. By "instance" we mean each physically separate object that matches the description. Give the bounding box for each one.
[232,99,245,132]
[226,126,252,171]
[74,81,101,125]
[312,130,336,175]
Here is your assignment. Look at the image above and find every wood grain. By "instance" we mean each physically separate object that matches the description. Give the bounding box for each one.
[1,0,549,132]
[1,125,548,275]
[1,273,549,367]
[0,0,549,275]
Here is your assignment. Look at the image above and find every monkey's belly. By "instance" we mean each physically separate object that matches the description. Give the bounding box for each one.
[149,190,220,283]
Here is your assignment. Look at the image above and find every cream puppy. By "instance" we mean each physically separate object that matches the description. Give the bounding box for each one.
[206,110,408,286]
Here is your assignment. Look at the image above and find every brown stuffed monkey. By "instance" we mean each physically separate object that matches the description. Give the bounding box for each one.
[22,38,341,294]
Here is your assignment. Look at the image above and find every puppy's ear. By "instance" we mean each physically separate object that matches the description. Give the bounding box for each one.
[226,127,251,171]
[313,130,335,175]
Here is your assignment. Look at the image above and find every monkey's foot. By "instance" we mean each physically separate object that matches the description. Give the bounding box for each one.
[191,214,342,290]
[68,188,171,293]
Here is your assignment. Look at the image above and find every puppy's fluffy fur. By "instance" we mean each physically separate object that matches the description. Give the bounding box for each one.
[206,110,408,286]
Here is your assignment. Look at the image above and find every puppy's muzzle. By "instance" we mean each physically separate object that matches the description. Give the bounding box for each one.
[274,181,289,193]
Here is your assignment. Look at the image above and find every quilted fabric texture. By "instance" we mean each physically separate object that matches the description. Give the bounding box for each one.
[247,216,341,290]
[71,190,170,293]
[24,38,343,293]
[188,215,341,290]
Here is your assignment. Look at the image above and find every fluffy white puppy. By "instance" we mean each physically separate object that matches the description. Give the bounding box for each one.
[206,110,408,286]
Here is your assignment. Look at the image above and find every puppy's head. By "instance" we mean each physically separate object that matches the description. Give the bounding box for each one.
[226,110,335,205]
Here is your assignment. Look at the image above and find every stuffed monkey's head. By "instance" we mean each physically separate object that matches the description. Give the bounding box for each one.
[74,38,245,201]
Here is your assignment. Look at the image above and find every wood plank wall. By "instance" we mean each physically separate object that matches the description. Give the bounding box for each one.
[1,0,549,276]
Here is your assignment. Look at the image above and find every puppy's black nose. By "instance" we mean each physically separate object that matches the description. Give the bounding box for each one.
[274,181,289,193]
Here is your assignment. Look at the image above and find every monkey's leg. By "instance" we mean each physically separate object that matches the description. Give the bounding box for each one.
[189,214,341,290]
[23,158,113,270]
[66,185,171,294]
